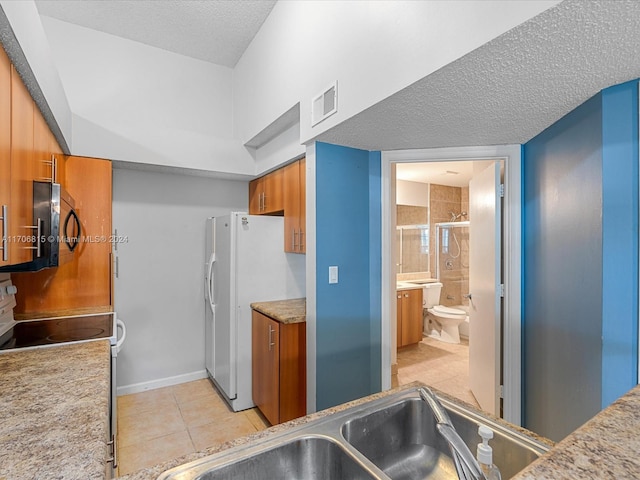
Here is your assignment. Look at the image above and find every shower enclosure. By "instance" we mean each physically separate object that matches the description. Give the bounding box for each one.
[435,221,470,308]
[395,224,429,274]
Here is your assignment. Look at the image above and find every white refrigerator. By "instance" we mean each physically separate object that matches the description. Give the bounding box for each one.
[204,213,305,411]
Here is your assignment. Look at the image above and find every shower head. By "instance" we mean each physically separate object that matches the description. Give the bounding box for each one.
[449,212,468,222]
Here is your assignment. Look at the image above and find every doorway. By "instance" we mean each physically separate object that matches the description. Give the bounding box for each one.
[381,145,522,425]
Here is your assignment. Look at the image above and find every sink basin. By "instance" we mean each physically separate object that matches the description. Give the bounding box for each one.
[341,397,546,479]
[158,388,549,480]
[158,435,379,480]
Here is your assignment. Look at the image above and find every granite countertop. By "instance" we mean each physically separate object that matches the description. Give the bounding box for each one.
[512,384,640,479]
[0,340,112,480]
[250,298,306,324]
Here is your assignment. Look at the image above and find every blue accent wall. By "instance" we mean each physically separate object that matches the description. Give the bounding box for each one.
[315,142,382,410]
[523,80,639,441]
[601,80,639,408]
[523,94,604,441]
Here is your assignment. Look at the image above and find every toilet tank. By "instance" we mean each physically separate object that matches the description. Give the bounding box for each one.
[422,282,443,308]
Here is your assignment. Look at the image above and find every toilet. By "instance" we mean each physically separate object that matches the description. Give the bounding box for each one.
[421,282,469,344]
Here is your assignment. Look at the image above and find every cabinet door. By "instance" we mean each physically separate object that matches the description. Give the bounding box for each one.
[33,106,55,183]
[283,158,306,253]
[252,311,280,425]
[283,161,301,252]
[9,66,35,265]
[248,178,262,215]
[0,48,10,266]
[298,158,306,253]
[401,288,424,345]
[263,169,284,214]
[279,321,306,422]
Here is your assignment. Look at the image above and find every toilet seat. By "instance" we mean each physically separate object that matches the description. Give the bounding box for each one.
[432,305,466,317]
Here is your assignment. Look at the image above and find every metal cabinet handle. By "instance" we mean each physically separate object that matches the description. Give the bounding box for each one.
[292,229,298,250]
[40,154,57,183]
[298,229,304,251]
[25,218,43,258]
[268,324,275,351]
[0,205,7,261]
[106,433,118,468]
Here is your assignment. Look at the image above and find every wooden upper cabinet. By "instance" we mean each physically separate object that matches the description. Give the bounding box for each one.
[9,66,36,265]
[34,106,54,183]
[284,158,305,253]
[33,106,64,185]
[12,156,113,316]
[248,169,284,215]
[0,47,10,267]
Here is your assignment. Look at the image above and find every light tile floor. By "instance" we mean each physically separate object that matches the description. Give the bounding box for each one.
[117,338,476,475]
[116,378,269,476]
[394,336,480,409]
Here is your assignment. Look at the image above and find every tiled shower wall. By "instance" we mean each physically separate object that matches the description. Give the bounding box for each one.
[429,184,469,307]
[396,205,429,274]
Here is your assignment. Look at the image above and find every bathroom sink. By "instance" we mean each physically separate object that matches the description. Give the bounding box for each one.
[341,397,546,479]
[158,387,549,480]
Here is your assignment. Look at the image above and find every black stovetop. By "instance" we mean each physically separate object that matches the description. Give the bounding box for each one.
[0,313,114,350]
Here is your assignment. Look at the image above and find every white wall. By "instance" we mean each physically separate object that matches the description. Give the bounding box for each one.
[0,1,72,144]
[253,122,305,174]
[234,0,560,146]
[396,179,428,207]
[112,168,248,393]
[40,16,255,175]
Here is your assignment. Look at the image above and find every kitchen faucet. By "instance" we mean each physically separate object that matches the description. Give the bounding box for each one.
[419,387,487,480]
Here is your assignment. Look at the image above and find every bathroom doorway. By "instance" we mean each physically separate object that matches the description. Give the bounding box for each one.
[381,145,523,424]
[393,160,496,409]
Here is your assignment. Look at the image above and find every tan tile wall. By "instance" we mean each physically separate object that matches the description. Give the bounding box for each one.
[429,184,469,307]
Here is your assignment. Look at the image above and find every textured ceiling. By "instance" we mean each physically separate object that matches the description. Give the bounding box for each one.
[34,0,277,67]
[316,0,640,151]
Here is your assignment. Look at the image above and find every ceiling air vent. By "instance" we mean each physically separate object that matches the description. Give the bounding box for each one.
[311,81,337,127]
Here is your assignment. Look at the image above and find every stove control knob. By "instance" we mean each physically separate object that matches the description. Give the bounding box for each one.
[6,285,17,295]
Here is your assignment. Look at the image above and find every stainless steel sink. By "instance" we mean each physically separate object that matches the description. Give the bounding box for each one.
[158,388,549,480]
[164,435,377,480]
[342,397,545,479]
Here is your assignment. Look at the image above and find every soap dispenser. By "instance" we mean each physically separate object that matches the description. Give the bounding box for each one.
[477,425,502,480]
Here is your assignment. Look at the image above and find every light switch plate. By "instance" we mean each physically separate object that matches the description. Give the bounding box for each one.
[329,266,338,284]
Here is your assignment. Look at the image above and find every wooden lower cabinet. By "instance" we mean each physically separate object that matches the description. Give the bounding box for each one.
[283,158,305,253]
[252,310,306,425]
[397,288,424,347]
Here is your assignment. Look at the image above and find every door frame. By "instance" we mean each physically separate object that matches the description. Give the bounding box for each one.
[381,145,522,425]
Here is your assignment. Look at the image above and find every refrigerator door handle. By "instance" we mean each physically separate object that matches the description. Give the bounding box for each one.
[207,253,216,310]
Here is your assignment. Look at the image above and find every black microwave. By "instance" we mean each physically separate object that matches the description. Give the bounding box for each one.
[0,181,81,272]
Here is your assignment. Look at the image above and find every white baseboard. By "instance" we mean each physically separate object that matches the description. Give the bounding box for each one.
[117,369,208,396]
